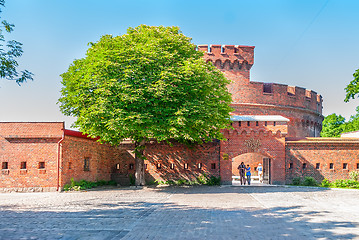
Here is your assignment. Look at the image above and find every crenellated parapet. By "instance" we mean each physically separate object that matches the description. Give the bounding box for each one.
[198,45,255,73]
[198,44,322,110]
[199,43,323,138]
[223,128,286,139]
[244,81,323,110]
[223,116,288,138]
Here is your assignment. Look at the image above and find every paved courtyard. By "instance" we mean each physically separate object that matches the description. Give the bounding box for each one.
[0,185,358,240]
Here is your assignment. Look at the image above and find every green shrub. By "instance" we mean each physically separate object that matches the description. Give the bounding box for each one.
[319,178,359,189]
[77,179,97,189]
[63,184,71,191]
[207,176,221,186]
[146,180,157,185]
[175,179,188,185]
[72,185,81,191]
[292,177,301,185]
[291,177,318,187]
[129,174,135,186]
[345,179,359,188]
[302,177,318,186]
[70,178,76,187]
[350,170,359,181]
[333,179,347,188]
[96,180,107,186]
[333,179,359,188]
[147,174,221,187]
[107,180,117,186]
[63,179,117,191]
[188,180,199,185]
[165,180,175,185]
[196,174,207,185]
[321,178,331,187]
[154,179,165,185]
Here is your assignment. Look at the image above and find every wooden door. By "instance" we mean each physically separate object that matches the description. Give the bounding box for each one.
[263,158,271,184]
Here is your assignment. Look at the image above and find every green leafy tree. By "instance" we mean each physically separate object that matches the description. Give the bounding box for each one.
[342,106,359,133]
[321,108,359,137]
[345,68,359,102]
[320,113,345,137]
[59,25,233,185]
[0,0,33,84]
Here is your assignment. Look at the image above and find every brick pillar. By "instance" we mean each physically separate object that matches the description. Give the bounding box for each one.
[220,142,232,185]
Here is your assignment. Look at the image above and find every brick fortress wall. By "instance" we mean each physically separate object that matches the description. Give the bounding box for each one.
[0,122,64,192]
[221,121,287,184]
[198,45,324,138]
[60,135,221,186]
[2,43,359,190]
[144,141,220,183]
[60,132,120,187]
[110,141,220,185]
[286,138,359,183]
[72,44,327,186]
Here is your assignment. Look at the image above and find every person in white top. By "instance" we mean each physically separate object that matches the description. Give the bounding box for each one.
[257,163,263,183]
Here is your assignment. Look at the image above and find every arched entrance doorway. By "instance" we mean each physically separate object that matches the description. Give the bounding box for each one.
[232,152,271,184]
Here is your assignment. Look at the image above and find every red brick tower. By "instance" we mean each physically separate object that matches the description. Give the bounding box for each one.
[198,44,323,138]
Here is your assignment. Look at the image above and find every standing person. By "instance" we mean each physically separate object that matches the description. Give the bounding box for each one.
[246,165,251,185]
[238,162,246,185]
[257,163,263,183]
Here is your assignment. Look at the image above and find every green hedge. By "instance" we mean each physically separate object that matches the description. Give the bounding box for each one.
[146,174,221,186]
[321,178,359,189]
[63,178,117,191]
[291,177,318,187]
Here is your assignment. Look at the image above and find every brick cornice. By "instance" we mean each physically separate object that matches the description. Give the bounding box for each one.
[3,135,62,139]
[286,137,359,146]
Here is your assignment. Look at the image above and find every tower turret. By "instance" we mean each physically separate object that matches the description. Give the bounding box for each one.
[198,44,255,83]
[199,44,323,138]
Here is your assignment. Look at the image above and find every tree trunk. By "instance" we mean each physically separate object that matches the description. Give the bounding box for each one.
[135,140,146,186]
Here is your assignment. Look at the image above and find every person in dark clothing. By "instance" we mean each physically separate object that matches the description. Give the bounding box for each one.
[238,162,246,185]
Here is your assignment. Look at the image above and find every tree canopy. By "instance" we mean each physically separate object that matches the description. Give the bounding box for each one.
[0,0,33,84]
[59,25,233,185]
[345,68,359,102]
[321,107,359,137]
[324,67,359,137]
[320,113,345,137]
[342,106,359,133]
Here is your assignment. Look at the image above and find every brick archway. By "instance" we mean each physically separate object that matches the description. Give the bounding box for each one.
[232,152,269,175]
[220,129,286,185]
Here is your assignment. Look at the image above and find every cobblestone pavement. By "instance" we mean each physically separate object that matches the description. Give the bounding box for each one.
[0,185,359,239]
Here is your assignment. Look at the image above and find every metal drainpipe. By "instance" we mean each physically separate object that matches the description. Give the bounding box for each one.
[57,129,65,191]
[218,139,221,182]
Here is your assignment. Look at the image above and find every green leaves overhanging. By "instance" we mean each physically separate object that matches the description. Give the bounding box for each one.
[59,25,233,146]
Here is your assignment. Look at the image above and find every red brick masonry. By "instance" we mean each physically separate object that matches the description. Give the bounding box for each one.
[1,44,358,191]
[1,122,359,191]
[286,138,359,183]
[0,122,63,191]
[199,45,323,138]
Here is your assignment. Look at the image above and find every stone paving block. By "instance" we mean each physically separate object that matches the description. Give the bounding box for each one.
[0,186,358,239]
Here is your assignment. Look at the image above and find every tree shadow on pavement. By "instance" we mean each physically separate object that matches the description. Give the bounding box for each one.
[148,184,331,195]
[0,194,358,240]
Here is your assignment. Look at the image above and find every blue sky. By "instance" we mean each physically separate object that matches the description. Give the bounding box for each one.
[1,0,358,129]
